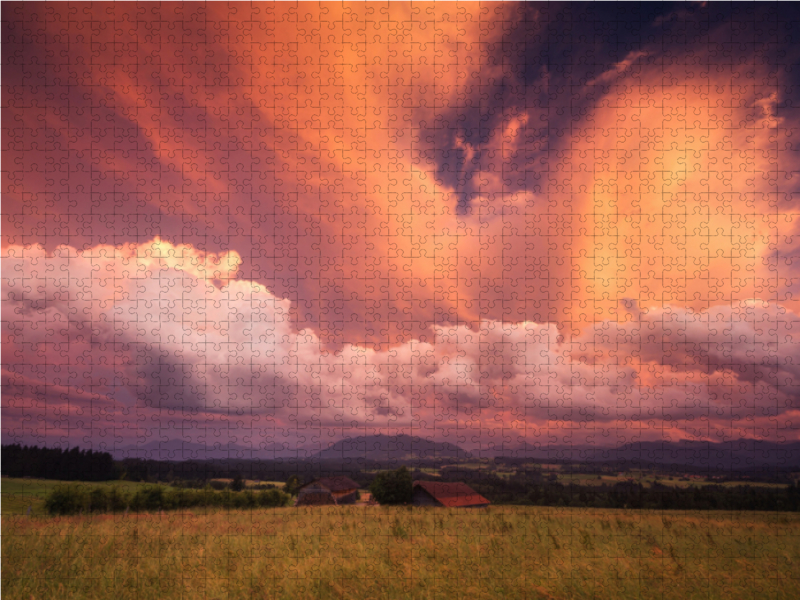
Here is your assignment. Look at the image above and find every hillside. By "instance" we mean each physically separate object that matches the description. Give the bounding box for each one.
[311,434,472,462]
[508,439,800,470]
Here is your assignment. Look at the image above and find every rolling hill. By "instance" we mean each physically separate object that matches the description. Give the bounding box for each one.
[311,434,472,462]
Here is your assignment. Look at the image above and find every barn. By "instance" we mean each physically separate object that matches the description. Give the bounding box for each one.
[295,476,360,506]
[412,481,490,508]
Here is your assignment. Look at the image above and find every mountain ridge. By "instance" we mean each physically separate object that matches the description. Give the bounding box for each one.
[311,433,472,461]
[106,435,800,469]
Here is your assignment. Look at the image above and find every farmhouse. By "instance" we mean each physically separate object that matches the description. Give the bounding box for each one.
[412,481,490,508]
[295,476,360,506]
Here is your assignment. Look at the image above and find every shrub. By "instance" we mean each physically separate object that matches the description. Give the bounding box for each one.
[45,485,87,515]
[258,488,290,507]
[131,485,164,511]
[369,466,412,505]
[230,474,245,492]
[284,475,301,496]
[231,490,256,508]
[89,487,110,512]
[108,487,128,512]
[44,482,291,515]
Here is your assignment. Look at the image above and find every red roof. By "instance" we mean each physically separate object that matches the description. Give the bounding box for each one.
[413,481,490,508]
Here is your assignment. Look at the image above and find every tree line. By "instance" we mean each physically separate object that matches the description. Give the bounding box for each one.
[464,472,800,512]
[44,483,291,515]
[1,444,116,481]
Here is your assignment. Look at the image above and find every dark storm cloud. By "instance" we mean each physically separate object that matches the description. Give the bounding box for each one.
[430,2,799,212]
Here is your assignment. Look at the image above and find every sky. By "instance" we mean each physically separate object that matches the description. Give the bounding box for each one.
[3,2,800,457]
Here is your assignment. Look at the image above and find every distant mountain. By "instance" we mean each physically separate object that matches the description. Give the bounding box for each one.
[311,434,472,462]
[505,439,800,470]
[106,435,800,470]
[610,439,800,470]
[111,439,304,461]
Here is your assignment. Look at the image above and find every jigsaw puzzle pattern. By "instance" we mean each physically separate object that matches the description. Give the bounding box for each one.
[3,3,800,599]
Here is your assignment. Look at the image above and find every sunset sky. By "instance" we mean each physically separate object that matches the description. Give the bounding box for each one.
[4,2,800,457]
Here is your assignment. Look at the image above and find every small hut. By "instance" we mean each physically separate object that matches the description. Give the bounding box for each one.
[412,481,490,508]
[295,476,360,506]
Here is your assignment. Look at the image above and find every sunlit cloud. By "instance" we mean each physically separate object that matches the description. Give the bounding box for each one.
[3,241,799,450]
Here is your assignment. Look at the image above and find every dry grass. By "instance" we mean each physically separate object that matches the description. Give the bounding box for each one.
[3,506,799,600]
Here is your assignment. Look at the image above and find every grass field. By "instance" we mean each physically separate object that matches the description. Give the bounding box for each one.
[3,505,799,600]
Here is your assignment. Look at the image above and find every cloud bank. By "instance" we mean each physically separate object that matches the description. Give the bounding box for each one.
[4,240,798,450]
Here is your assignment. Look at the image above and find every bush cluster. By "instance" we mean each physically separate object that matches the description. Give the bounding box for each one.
[44,484,291,515]
[369,466,412,505]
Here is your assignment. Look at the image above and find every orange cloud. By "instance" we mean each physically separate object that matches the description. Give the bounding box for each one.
[4,4,800,449]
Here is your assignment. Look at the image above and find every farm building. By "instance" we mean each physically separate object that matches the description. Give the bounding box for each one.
[295,476,360,506]
[412,481,490,508]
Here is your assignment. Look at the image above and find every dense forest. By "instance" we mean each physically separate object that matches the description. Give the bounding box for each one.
[1,444,116,481]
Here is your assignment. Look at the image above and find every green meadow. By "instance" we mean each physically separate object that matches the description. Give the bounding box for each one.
[3,502,799,600]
